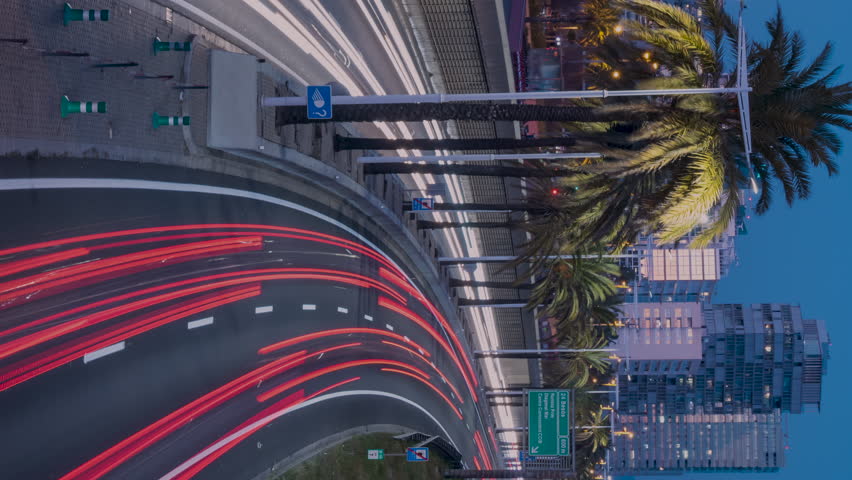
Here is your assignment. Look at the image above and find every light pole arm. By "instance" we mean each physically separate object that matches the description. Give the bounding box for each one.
[262,87,752,107]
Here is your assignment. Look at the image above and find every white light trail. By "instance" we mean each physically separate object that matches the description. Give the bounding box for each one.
[239,0,518,437]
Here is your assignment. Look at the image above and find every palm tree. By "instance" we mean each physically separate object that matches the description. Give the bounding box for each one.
[555,0,852,247]
[525,253,620,330]
[544,346,612,389]
[746,7,852,213]
[575,410,611,453]
[577,0,621,47]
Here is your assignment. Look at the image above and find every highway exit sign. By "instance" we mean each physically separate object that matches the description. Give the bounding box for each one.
[528,389,570,456]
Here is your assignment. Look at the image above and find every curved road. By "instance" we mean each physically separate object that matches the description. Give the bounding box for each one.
[0,158,496,479]
[167,0,435,140]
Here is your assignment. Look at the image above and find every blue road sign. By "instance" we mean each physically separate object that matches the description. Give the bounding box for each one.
[412,197,434,211]
[519,450,536,462]
[406,447,429,462]
[306,85,332,120]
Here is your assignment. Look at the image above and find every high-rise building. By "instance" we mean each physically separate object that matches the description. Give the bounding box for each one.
[610,303,830,476]
[611,409,785,474]
[617,191,751,304]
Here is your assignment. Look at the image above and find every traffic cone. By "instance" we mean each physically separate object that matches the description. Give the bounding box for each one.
[152,37,192,55]
[152,112,190,129]
[61,96,106,118]
[63,3,109,26]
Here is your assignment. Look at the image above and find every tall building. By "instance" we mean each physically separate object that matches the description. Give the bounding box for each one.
[617,190,751,304]
[610,303,830,475]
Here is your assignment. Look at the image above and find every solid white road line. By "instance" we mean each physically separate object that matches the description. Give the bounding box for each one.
[0,178,407,276]
[158,390,459,480]
[187,317,214,330]
[337,306,349,313]
[255,306,274,314]
[364,314,373,321]
[302,304,317,311]
[385,324,394,331]
[83,341,126,364]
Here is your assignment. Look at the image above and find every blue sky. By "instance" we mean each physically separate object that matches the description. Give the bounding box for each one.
[633,1,852,479]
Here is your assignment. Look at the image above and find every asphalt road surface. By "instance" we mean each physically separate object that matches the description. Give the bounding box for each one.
[171,0,433,140]
[0,158,497,479]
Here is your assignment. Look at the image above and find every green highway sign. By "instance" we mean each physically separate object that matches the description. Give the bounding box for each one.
[528,389,571,456]
[367,449,384,460]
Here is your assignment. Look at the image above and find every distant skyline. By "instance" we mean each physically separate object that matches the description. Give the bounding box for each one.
[626,0,851,479]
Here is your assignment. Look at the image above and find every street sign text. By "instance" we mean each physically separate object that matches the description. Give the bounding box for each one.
[528,389,570,456]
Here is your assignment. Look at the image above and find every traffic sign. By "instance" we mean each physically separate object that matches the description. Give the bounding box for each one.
[412,197,434,211]
[406,447,429,462]
[519,450,536,462]
[528,389,570,456]
[306,85,332,120]
[367,449,384,460]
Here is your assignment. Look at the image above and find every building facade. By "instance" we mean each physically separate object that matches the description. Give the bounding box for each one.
[610,303,829,475]
[617,190,750,304]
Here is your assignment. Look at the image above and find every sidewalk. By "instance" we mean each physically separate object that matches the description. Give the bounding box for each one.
[0,0,362,183]
[1,0,205,153]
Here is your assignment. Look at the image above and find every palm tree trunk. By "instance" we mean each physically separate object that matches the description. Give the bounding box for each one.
[474,351,556,358]
[525,15,589,23]
[407,204,542,213]
[365,163,574,177]
[277,103,653,125]
[457,298,529,307]
[336,135,577,151]
[444,470,575,479]
[450,279,531,289]
[416,220,519,229]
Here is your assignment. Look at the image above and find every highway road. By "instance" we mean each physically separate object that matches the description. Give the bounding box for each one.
[166,0,437,140]
[0,158,497,479]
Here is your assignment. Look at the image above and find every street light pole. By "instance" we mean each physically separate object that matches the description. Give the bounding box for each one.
[262,86,751,107]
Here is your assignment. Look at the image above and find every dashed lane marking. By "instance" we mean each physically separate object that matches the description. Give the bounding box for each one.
[187,317,214,330]
[83,341,126,364]
[302,304,317,311]
[337,306,349,314]
[255,306,274,314]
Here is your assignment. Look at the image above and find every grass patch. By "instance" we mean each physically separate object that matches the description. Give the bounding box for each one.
[273,433,453,480]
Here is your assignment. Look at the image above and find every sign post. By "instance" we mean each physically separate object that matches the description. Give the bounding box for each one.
[527,389,571,456]
[306,85,332,120]
[367,449,384,460]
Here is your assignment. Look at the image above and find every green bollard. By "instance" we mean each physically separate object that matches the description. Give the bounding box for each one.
[152,37,192,55]
[152,112,190,129]
[63,3,109,26]
[61,96,106,118]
